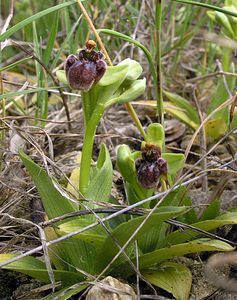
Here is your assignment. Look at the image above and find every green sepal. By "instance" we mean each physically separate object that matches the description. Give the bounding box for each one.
[106,78,146,107]
[162,153,185,175]
[116,145,138,183]
[118,58,143,81]
[146,123,164,149]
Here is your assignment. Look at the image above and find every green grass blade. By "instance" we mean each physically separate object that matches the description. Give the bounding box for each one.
[0,56,33,72]
[51,16,82,70]
[172,0,237,17]
[43,11,59,66]
[0,87,57,102]
[0,1,78,43]
[33,21,44,123]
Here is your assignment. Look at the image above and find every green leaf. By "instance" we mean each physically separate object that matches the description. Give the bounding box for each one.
[162,153,185,175]
[200,199,220,221]
[142,262,192,300]
[0,254,83,286]
[57,219,106,247]
[204,119,228,139]
[19,150,98,275]
[139,239,233,269]
[96,206,189,271]
[208,62,236,125]
[159,186,198,225]
[163,90,199,125]
[166,212,237,245]
[0,1,77,43]
[19,150,77,219]
[207,10,216,22]
[171,0,237,18]
[138,222,169,253]
[146,123,164,149]
[114,239,233,277]
[164,102,199,130]
[85,144,113,202]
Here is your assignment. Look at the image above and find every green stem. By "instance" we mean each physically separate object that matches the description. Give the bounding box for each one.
[155,0,164,146]
[125,103,147,140]
[79,104,105,195]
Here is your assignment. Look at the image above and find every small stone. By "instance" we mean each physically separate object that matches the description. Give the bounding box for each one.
[85,276,137,300]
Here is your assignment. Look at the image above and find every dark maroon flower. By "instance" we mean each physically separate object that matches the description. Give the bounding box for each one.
[136,159,160,189]
[135,144,168,189]
[65,41,107,91]
[157,157,168,175]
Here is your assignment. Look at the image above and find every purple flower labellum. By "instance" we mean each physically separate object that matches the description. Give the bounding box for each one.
[157,157,168,175]
[65,41,107,91]
[136,144,168,189]
[136,159,160,189]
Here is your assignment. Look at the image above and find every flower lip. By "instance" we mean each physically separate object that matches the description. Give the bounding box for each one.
[136,143,168,189]
[65,40,107,91]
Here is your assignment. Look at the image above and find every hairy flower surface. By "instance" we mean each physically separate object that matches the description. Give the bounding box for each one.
[136,144,167,189]
[65,41,107,91]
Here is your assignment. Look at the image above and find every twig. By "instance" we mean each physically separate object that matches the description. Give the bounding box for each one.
[1,0,14,34]
[216,59,232,98]
[188,70,237,83]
